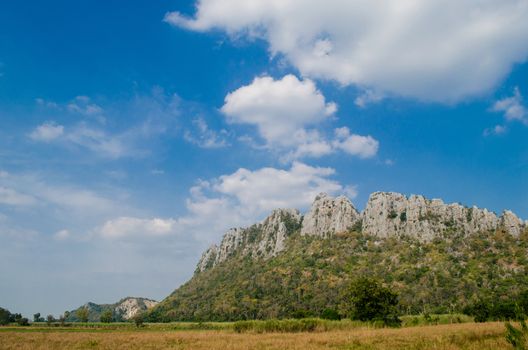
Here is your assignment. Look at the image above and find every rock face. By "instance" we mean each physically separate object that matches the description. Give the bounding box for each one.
[114,297,158,320]
[196,209,301,273]
[196,191,526,273]
[362,192,503,240]
[300,193,360,237]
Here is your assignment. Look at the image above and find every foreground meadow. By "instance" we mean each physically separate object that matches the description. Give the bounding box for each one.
[0,322,512,350]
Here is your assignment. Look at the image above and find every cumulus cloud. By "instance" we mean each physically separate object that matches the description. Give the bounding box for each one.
[166,0,528,102]
[221,75,378,160]
[332,127,379,159]
[491,87,527,123]
[99,162,354,243]
[212,162,343,214]
[175,163,345,243]
[222,75,336,147]
[29,122,64,142]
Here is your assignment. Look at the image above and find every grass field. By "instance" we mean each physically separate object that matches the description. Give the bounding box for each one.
[0,321,514,350]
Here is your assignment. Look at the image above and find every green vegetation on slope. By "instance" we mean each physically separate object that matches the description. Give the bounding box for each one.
[148,227,528,322]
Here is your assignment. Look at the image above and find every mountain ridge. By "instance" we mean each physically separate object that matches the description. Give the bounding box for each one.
[146,191,528,322]
[197,191,526,273]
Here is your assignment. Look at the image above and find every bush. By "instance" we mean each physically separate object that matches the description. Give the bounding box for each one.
[133,314,144,328]
[76,307,89,323]
[321,308,341,320]
[347,277,401,326]
[100,310,113,323]
[17,317,29,326]
[505,320,528,350]
[291,309,313,319]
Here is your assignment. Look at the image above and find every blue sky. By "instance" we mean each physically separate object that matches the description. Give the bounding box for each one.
[1,1,527,317]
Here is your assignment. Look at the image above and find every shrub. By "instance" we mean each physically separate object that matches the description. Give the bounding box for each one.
[505,320,528,350]
[347,277,401,327]
[133,314,144,328]
[100,310,113,323]
[291,309,313,319]
[17,317,29,326]
[76,307,89,323]
[321,308,341,320]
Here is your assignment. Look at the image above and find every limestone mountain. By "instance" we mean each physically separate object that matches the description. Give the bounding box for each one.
[147,192,527,322]
[66,297,158,322]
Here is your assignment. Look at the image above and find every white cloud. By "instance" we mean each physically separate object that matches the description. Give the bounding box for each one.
[98,217,177,239]
[0,171,128,219]
[483,124,508,136]
[28,90,182,159]
[101,162,353,243]
[221,75,378,161]
[53,229,70,240]
[0,187,37,206]
[65,124,128,158]
[212,162,344,215]
[166,0,528,102]
[355,90,384,108]
[222,75,336,147]
[184,117,229,148]
[332,127,379,159]
[29,122,64,142]
[491,87,527,123]
[67,96,104,117]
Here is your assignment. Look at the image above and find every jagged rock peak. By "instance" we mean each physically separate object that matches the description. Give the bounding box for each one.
[301,192,360,237]
[196,208,301,273]
[196,191,526,273]
[115,297,158,320]
[362,191,524,240]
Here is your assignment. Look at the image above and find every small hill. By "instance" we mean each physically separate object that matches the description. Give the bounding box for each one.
[67,297,158,322]
[147,192,527,322]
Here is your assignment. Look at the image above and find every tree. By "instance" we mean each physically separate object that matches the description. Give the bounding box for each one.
[100,310,113,323]
[0,307,11,326]
[465,299,491,322]
[347,277,401,326]
[33,313,42,323]
[76,307,89,323]
[133,314,144,328]
[46,315,55,326]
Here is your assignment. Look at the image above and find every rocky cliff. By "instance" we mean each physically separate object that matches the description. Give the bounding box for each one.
[196,208,301,272]
[196,191,526,273]
[361,192,525,240]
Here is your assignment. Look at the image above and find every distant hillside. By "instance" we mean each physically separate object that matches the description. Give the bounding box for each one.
[67,297,158,322]
[147,192,527,322]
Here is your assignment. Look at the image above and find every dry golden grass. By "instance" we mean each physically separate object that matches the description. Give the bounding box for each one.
[0,322,511,350]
